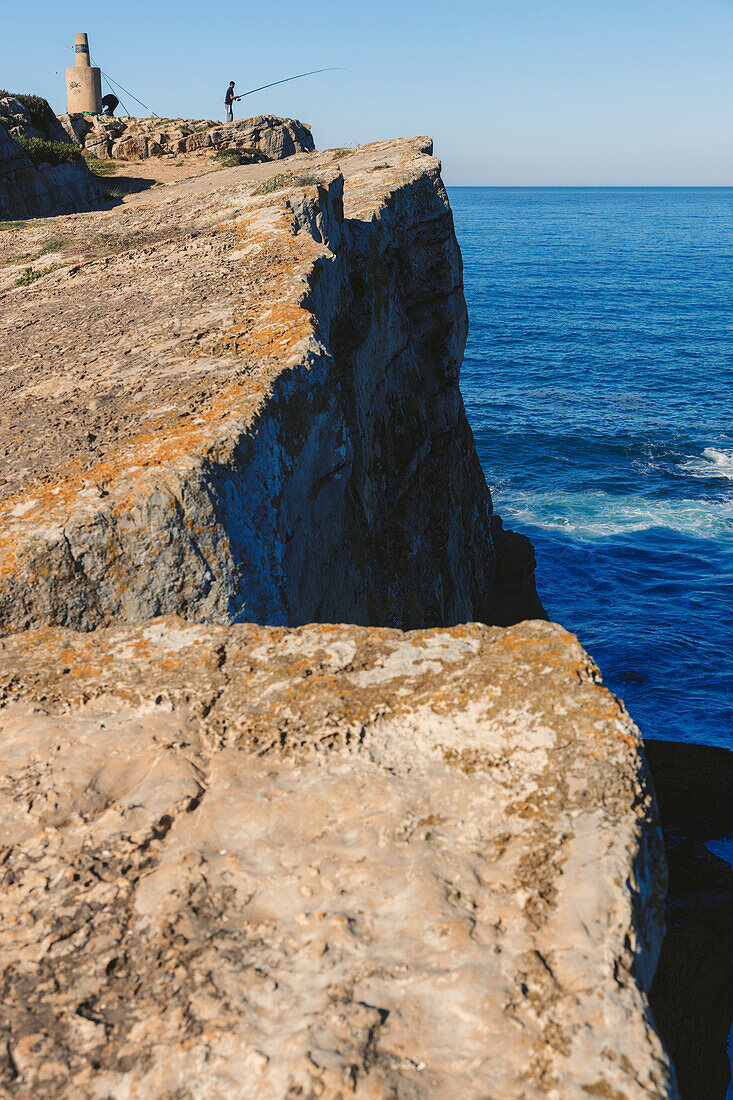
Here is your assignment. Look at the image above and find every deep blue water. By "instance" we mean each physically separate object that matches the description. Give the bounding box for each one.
[449,187,733,749]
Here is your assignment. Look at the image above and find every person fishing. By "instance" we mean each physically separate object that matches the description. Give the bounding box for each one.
[101,93,119,117]
[224,81,241,123]
[223,69,345,125]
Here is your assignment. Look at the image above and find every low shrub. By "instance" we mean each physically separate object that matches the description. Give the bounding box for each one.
[0,94,61,140]
[0,220,28,232]
[16,136,82,168]
[33,238,65,258]
[294,172,320,187]
[14,262,60,287]
[8,94,61,140]
[213,147,264,168]
[84,154,118,176]
[256,171,322,195]
[213,148,245,167]
[257,173,290,194]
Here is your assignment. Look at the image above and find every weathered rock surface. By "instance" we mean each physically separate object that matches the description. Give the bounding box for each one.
[58,112,315,161]
[0,96,103,220]
[0,616,675,1098]
[0,138,542,631]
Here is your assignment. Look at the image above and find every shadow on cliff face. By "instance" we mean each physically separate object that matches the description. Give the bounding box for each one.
[485,514,547,625]
[646,739,733,1100]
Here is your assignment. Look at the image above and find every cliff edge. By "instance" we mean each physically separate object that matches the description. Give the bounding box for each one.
[0,137,542,631]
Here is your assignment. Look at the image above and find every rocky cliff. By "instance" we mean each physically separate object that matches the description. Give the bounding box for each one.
[0,137,542,632]
[0,95,103,221]
[58,112,315,162]
[0,136,677,1097]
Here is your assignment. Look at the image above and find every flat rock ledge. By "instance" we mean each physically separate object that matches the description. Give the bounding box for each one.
[0,617,675,1098]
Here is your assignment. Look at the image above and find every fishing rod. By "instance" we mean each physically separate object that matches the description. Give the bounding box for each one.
[236,67,349,99]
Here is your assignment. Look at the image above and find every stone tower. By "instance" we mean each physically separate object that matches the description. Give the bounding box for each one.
[66,33,102,115]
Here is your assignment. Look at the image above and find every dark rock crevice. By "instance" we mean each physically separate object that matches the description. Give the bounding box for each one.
[646,739,733,1100]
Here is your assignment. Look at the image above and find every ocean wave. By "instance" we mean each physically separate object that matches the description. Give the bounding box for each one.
[680,447,733,482]
[496,488,733,541]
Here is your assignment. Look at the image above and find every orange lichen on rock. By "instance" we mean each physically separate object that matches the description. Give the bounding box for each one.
[0,616,675,1098]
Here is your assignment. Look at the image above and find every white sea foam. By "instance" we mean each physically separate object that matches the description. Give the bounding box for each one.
[680,448,733,482]
[497,489,733,541]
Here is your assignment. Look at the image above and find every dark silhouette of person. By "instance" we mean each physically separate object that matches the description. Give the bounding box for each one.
[101,94,119,117]
[225,82,241,123]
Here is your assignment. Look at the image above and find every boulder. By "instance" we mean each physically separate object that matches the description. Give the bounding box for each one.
[111,133,148,159]
[0,617,676,1098]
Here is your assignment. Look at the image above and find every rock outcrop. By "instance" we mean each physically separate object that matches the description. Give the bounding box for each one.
[0,616,675,1098]
[0,138,542,632]
[0,95,103,221]
[58,112,315,162]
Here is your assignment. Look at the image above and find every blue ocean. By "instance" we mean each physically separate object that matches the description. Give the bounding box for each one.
[449,187,733,750]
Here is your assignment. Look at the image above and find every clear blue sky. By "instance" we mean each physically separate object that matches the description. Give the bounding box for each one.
[3,0,733,184]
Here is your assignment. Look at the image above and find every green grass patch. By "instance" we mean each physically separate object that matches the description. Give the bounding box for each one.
[0,220,29,232]
[331,147,353,159]
[256,171,321,195]
[83,154,119,176]
[33,238,65,258]
[4,239,64,266]
[213,148,246,167]
[11,94,59,138]
[16,136,82,168]
[14,262,60,287]
[213,147,264,169]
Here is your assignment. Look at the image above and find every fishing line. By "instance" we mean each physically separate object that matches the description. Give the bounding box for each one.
[91,64,157,117]
[237,67,350,99]
[97,71,131,117]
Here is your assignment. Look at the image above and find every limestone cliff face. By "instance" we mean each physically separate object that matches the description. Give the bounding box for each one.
[0,138,542,632]
[0,96,103,221]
